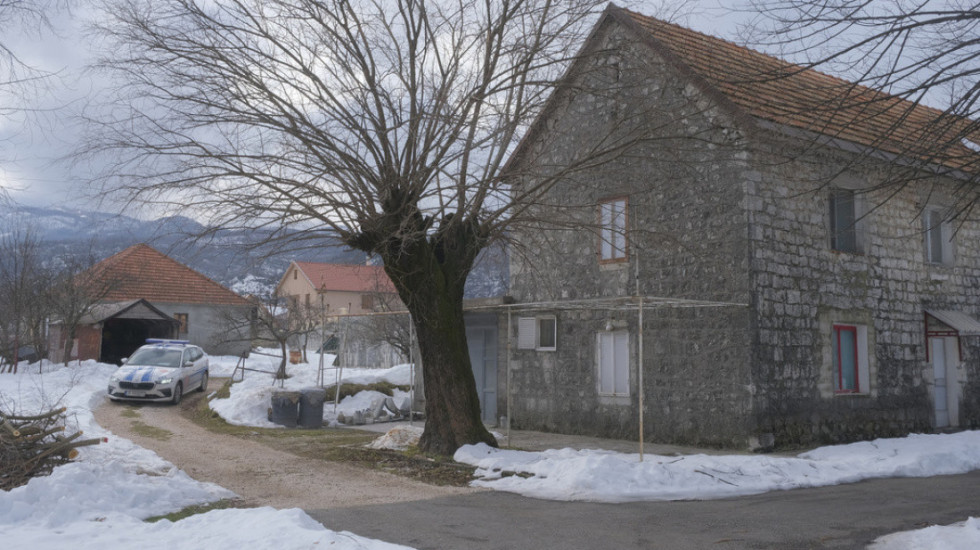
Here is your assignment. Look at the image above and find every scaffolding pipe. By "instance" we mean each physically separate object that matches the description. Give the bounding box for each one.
[334,312,349,413]
[507,309,512,447]
[638,295,644,462]
[317,297,327,387]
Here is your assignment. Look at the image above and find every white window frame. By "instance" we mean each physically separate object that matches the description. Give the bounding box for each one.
[517,316,557,351]
[832,323,870,395]
[924,206,953,265]
[598,196,628,263]
[597,330,629,397]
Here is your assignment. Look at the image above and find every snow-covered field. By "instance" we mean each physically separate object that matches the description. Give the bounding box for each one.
[0,359,411,550]
[3,354,980,548]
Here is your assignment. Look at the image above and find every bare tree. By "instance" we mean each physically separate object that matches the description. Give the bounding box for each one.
[46,247,122,367]
[224,291,318,379]
[86,0,644,454]
[744,0,980,218]
[0,224,48,373]
[0,1,57,115]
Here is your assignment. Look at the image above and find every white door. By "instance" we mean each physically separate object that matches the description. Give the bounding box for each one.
[930,337,959,428]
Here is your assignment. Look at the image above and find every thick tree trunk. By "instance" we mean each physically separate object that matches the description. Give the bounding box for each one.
[409,285,496,456]
[376,219,497,456]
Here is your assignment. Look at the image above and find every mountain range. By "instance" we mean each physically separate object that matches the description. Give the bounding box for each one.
[0,205,508,298]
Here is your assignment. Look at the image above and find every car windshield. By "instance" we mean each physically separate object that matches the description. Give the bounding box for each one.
[127,348,183,368]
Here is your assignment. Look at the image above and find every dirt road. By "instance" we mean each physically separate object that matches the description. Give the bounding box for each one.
[92,391,473,510]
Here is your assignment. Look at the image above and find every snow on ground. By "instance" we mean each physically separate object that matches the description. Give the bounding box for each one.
[453,431,980,503]
[869,517,980,549]
[6,353,980,548]
[0,360,412,550]
[207,350,980,547]
[208,349,412,428]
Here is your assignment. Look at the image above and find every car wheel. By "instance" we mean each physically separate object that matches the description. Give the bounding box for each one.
[172,382,183,405]
[198,372,208,393]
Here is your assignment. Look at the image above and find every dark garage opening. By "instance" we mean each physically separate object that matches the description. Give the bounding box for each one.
[100,318,177,365]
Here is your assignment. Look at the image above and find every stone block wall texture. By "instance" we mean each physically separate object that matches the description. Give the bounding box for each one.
[505,18,980,449]
[507,22,756,448]
[747,145,980,447]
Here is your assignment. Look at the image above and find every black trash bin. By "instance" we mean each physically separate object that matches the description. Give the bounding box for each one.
[270,390,301,427]
[298,388,327,428]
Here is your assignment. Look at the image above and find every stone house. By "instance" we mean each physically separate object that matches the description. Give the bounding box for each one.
[48,243,253,364]
[501,5,980,450]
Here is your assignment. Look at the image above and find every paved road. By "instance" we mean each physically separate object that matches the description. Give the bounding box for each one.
[309,470,980,549]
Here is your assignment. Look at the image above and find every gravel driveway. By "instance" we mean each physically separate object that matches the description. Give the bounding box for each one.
[93,390,474,510]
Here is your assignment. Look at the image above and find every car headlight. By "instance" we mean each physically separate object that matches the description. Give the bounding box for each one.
[110,375,120,383]
[157,377,173,384]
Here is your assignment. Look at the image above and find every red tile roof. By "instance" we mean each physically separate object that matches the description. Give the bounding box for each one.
[88,243,249,306]
[612,7,977,171]
[293,262,396,294]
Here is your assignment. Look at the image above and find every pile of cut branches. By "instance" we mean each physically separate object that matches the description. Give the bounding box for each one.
[1,407,102,491]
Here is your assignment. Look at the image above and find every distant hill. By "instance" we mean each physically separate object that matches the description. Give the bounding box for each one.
[0,205,507,299]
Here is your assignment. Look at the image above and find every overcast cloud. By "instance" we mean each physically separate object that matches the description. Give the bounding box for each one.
[0,1,743,215]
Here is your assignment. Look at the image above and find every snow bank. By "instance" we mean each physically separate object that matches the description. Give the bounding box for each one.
[3,505,413,550]
[869,517,980,549]
[0,359,414,550]
[455,430,980,503]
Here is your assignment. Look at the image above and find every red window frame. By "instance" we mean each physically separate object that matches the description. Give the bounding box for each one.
[833,324,859,393]
[598,196,629,264]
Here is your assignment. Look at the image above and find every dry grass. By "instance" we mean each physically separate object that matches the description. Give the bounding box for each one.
[182,379,474,487]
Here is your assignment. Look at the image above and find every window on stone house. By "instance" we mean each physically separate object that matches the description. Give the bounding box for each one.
[832,324,869,394]
[598,196,628,263]
[597,330,629,396]
[174,313,188,335]
[924,206,953,265]
[829,189,860,253]
[305,293,311,307]
[517,316,557,351]
[361,294,374,311]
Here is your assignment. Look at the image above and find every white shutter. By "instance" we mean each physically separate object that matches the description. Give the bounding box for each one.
[517,318,537,350]
[614,331,629,395]
[598,331,629,396]
[598,332,614,393]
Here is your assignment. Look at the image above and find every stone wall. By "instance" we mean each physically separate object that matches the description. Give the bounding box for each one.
[746,142,980,447]
[505,21,756,448]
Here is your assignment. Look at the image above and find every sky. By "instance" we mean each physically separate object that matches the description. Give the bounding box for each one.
[2,350,980,548]
[0,0,750,213]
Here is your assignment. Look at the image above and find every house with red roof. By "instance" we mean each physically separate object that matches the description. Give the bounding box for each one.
[275,261,400,316]
[502,5,980,450]
[49,243,253,364]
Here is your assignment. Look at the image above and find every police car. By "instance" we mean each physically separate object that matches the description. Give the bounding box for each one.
[107,339,209,404]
